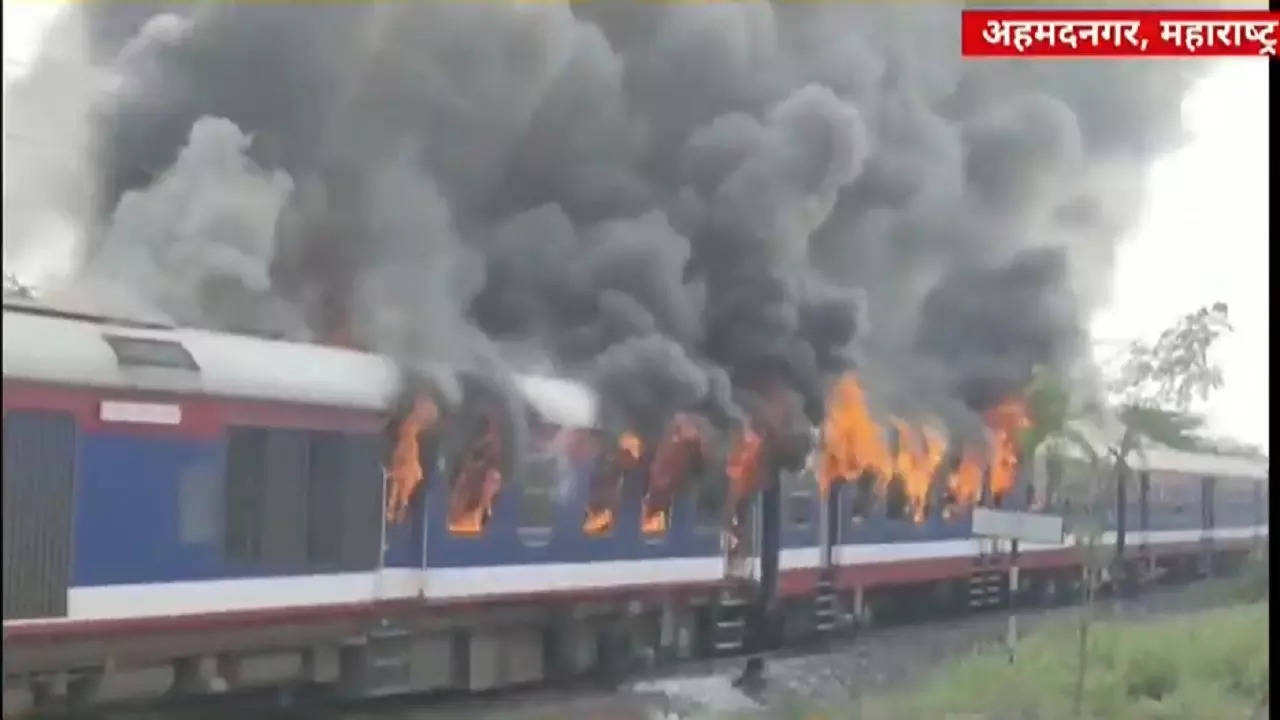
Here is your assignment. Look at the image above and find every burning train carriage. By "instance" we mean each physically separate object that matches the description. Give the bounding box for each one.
[1,299,745,702]
[383,381,736,600]
[2,296,1268,709]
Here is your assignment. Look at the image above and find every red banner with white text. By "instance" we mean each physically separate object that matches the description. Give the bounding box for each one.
[962,10,1279,58]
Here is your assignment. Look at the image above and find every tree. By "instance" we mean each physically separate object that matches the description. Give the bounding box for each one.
[1106,303,1233,582]
[1020,365,1102,509]
[1022,303,1234,717]
[1110,302,1232,411]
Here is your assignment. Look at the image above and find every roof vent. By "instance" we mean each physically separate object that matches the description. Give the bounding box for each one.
[103,334,200,371]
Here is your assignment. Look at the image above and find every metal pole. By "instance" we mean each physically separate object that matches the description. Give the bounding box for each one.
[1007,538,1019,662]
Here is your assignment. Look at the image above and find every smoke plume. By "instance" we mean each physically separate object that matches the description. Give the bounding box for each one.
[6,3,1211,440]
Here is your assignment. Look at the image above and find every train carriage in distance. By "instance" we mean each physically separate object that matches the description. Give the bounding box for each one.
[2,295,1269,713]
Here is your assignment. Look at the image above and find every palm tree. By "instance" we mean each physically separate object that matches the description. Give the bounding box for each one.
[1019,365,1107,718]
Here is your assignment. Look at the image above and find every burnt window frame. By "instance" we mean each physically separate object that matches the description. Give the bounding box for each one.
[783,468,816,531]
[518,451,559,545]
[640,490,674,543]
[582,432,622,539]
[442,407,507,540]
[884,473,909,521]
[692,470,727,534]
[849,472,878,523]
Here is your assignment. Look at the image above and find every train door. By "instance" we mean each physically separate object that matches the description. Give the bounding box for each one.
[1253,480,1265,548]
[1138,472,1152,576]
[1114,464,1128,564]
[819,483,839,568]
[1200,475,1216,575]
[726,496,757,580]
[759,472,781,605]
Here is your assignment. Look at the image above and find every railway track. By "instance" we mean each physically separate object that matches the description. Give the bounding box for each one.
[80,575,1255,720]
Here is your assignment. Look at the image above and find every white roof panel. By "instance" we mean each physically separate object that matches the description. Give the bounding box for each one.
[3,306,602,427]
[3,306,400,411]
[1038,416,1268,482]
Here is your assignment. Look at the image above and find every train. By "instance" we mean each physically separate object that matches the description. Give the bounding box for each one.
[2,293,1268,714]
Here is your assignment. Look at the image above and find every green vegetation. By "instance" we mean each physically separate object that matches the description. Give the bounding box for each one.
[878,602,1269,720]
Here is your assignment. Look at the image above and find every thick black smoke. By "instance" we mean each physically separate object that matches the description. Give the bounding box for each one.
[4,3,1210,438]
[917,247,1084,410]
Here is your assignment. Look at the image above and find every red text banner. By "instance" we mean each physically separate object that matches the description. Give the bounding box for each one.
[962,10,1280,58]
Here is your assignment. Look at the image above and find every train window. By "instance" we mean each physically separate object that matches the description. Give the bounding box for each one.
[307,432,347,567]
[178,464,220,545]
[446,412,504,538]
[694,475,726,531]
[103,334,199,371]
[641,496,672,539]
[225,428,310,565]
[225,428,268,563]
[784,470,815,530]
[520,453,558,543]
[223,427,381,571]
[885,475,908,520]
[851,472,876,521]
[584,470,621,538]
[788,494,814,529]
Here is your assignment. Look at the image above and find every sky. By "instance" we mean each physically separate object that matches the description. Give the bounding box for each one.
[1091,60,1270,453]
[2,3,1270,452]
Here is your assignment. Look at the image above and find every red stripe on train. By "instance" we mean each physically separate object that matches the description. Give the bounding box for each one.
[3,580,723,644]
[2,380,385,437]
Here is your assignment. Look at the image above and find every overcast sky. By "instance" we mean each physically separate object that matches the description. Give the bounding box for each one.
[1091,60,1269,452]
[3,4,1270,452]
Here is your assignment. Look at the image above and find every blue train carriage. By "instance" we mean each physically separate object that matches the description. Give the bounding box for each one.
[377,375,736,688]
[2,296,743,709]
[3,296,399,707]
[1017,421,1268,587]
[1123,445,1268,580]
[807,423,1011,628]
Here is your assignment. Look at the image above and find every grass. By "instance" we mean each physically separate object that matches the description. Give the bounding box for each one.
[870,600,1269,720]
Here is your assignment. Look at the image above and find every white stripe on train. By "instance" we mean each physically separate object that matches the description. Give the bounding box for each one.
[6,525,1264,625]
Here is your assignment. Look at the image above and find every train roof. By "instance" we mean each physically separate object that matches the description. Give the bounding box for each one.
[1044,417,1268,482]
[2,299,600,428]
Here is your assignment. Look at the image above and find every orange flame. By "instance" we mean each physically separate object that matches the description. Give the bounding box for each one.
[641,414,706,536]
[984,396,1031,504]
[450,467,501,536]
[584,506,614,535]
[641,506,668,535]
[385,395,439,524]
[946,448,985,517]
[618,431,643,469]
[726,423,764,508]
[448,415,503,535]
[818,373,892,499]
[890,419,948,523]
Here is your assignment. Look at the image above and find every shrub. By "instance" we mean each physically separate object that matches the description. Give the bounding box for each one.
[872,603,1268,720]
